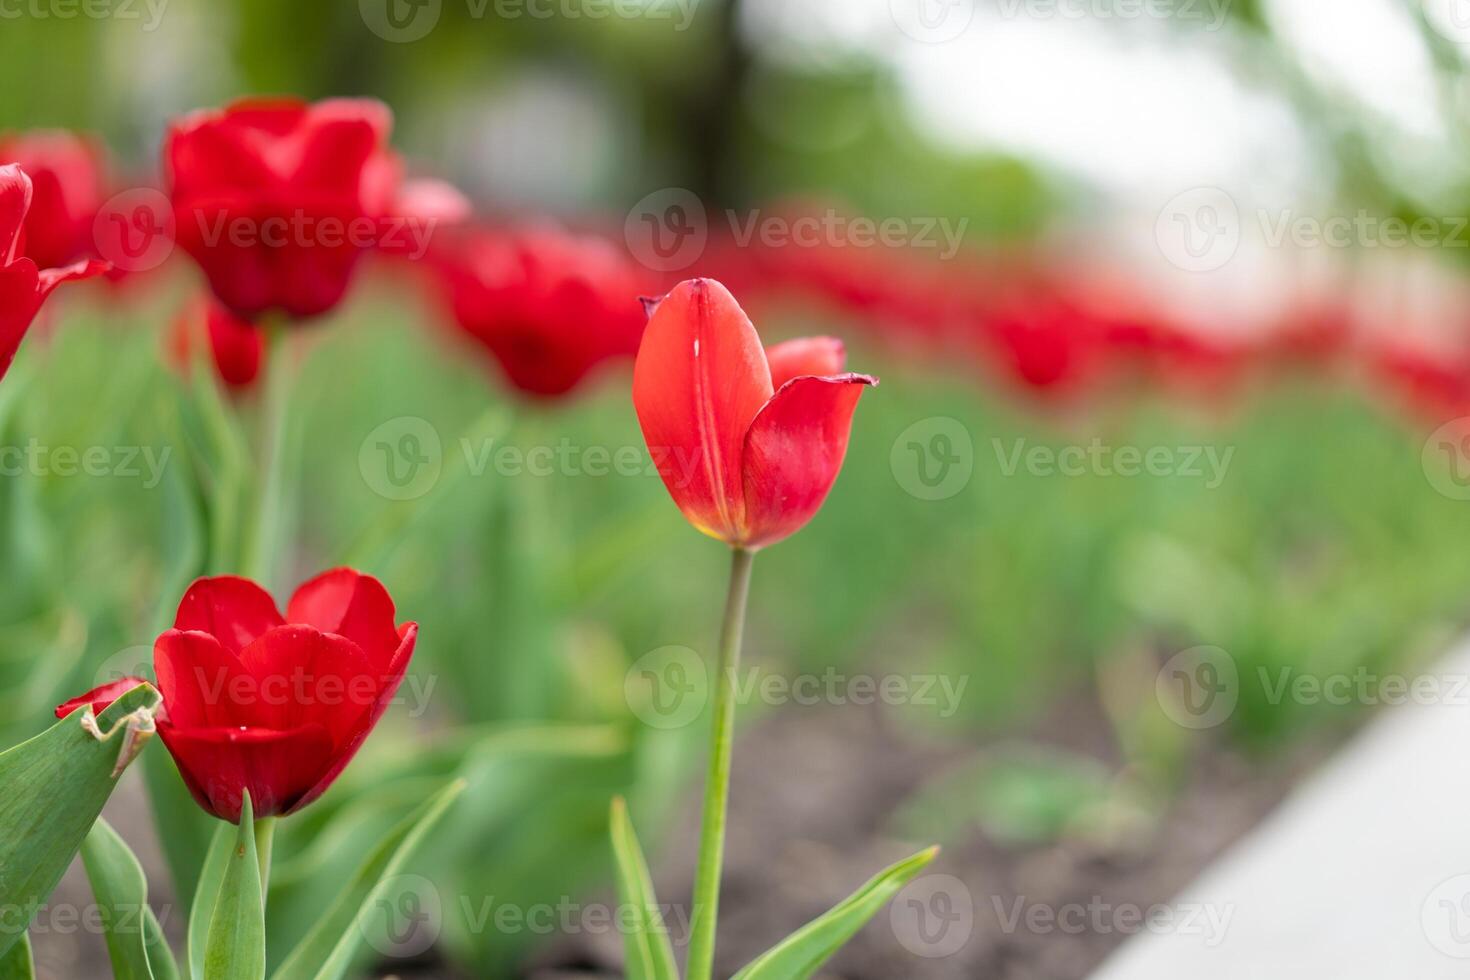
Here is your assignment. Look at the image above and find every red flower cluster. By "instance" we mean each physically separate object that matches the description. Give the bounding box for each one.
[433,224,651,398]
[60,569,417,823]
[165,98,402,321]
[0,165,107,381]
[634,278,874,550]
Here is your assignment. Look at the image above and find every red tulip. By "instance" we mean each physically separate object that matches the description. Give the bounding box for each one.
[0,165,108,381]
[0,130,106,270]
[168,294,264,390]
[633,278,875,550]
[165,97,402,321]
[435,224,650,398]
[60,570,418,822]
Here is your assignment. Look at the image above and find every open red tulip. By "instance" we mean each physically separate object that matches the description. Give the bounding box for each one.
[0,165,108,382]
[168,293,264,391]
[165,97,402,321]
[61,569,417,822]
[633,278,875,550]
[0,130,106,271]
[434,224,650,398]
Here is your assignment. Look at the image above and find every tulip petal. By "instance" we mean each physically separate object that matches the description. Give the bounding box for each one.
[158,723,334,823]
[54,678,149,720]
[173,576,285,656]
[632,278,774,542]
[286,568,401,671]
[0,164,32,264]
[739,373,876,550]
[765,336,847,389]
[153,629,251,730]
[0,258,42,380]
[235,625,377,740]
[36,258,108,298]
[290,622,417,814]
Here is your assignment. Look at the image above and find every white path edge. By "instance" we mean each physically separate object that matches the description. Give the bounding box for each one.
[1090,642,1470,978]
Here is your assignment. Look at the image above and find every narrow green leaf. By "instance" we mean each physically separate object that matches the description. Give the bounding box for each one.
[145,907,181,980]
[188,823,236,980]
[202,793,265,980]
[81,818,179,980]
[732,847,940,980]
[0,682,162,959]
[268,778,464,980]
[609,797,680,980]
[0,934,32,980]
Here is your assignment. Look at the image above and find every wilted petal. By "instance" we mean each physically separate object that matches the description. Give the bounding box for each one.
[54,678,149,720]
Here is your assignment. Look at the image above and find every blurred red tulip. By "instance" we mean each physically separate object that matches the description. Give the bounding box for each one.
[633,278,875,550]
[62,569,417,823]
[0,165,108,381]
[169,294,264,390]
[165,97,401,321]
[0,130,106,270]
[435,224,649,398]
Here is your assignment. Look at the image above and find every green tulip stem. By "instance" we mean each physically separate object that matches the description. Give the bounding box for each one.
[254,815,276,902]
[245,319,292,588]
[687,546,755,980]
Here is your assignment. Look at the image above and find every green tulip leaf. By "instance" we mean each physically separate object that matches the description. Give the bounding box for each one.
[188,822,234,980]
[0,934,32,980]
[0,682,162,959]
[145,907,181,980]
[268,778,464,980]
[731,847,939,980]
[80,817,180,980]
[609,797,680,980]
[202,793,265,980]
